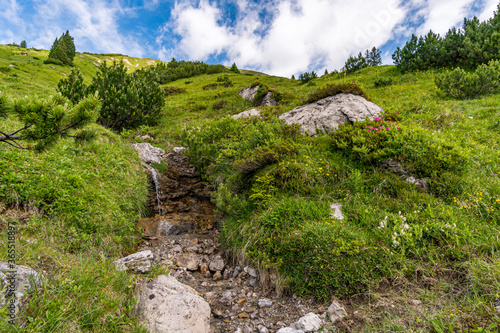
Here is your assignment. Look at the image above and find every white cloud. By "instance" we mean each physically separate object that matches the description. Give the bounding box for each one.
[166,0,407,76]
[31,0,145,57]
[0,0,26,44]
[415,0,477,36]
[478,0,498,21]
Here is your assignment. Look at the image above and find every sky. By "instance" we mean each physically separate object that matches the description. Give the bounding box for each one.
[0,0,498,77]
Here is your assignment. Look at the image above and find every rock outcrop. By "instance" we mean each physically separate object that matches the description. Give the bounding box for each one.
[134,274,211,333]
[232,108,261,119]
[239,86,277,106]
[132,143,165,164]
[0,262,42,313]
[279,93,383,136]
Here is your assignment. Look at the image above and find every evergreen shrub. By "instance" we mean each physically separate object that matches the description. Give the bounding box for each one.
[435,60,500,99]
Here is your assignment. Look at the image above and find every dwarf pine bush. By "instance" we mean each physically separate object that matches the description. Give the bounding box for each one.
[435,60,500,99]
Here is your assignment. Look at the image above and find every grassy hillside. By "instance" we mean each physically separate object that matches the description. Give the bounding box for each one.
[0,44,164,99]
[1,43,499,332]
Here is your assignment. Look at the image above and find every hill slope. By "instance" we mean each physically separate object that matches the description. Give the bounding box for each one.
[1,44,499,332]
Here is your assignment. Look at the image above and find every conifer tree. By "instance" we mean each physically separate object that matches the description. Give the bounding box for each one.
[230,62,240,73]
[0,93,99,150]
[20,40,27,48]
[45,31,76,66]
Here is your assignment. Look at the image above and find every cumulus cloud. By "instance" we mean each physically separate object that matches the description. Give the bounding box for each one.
[0,0,25,43]
[478,0,499,21]
[414,0,477,36]
[31,0,145,57]
[165,0,407,76]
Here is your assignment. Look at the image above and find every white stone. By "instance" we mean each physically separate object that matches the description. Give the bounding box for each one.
[209,255,225,272]
[232,108,261,120]
[133,274,211,333]
[131,143,165,164]
[330,203,344,220]
[244,266,258,278]
[293,312,322,332]
[258,299,273,308]
[276,328,304,333]
[176,252,199,271]
[173,147,187,153]
[327,301,347,322]
[114,250,154,274]
[279,93,383,136]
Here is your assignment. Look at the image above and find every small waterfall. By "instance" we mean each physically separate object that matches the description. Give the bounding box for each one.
[143,163,165,216]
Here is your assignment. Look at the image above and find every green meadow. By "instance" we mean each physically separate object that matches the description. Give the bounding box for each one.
[1,44,499,332]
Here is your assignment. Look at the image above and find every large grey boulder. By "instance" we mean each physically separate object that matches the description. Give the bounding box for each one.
[232,108,261,119]
[239,85,260,102]
[279,93,383,136]
[114,250,155,274]
[239,86,277,106]
[0,262,42,313]
[133,274,211,333]
[132,143,165,164]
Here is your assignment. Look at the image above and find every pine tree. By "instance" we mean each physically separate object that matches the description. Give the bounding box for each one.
[291,74,296,80]
[230,62,240,73]
[20,40,27,48]
[324,69,329,75]
[0,93,99,150]
[45,31,76,66]
[87,61,165,131]
[367,47,382,66]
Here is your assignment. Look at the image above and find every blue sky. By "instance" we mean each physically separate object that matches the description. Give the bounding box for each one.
[0,0,498,77]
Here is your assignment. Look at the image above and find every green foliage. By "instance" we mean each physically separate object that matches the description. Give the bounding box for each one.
[374,77,393,88]
[212,99,228,110]
[162,86,187,97]
[393,5,500,72]
[87,61,165,131]
[153,58,227,84]
[298,71,317,83]
[58,68,88,105]
[45,31,75,66]
[203,75,233,90]
[233,140,298,173]
[435,60,500,99]
[330,117,468,177]
[230,62,240,74]
[20,40,27,48]
[0,93,99,150]
[304,82,368,104]
[344,47,382,73]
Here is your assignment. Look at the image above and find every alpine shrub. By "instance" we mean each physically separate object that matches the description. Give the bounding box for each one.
[87,61,165,131]
[435,60,500,99]
[305,83,368,104]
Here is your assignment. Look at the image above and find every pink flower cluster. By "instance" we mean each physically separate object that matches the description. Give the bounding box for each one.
[366,118,399,132]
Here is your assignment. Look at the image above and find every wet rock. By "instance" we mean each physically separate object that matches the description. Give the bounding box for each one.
[258,299,273,308]
[131,143,165,164]
[279,93,383,136]
[165,151,198,177]
[293,312,322,332]
[177,252,199,271]
[327,301,347,323]
[209,255,225,272]
[133,274,210,333]
[233,108,261,120]
[0,262,42,313]
[330,203,344,220]
[114,250,154,274]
